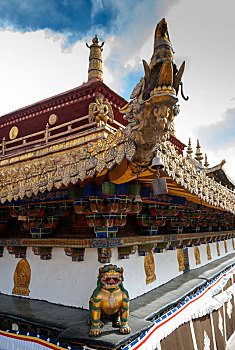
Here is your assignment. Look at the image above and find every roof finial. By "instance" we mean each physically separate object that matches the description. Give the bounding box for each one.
[204,153,209,168]
[86,36,104,81]
[186,137,193,158]
[195,139,203,164]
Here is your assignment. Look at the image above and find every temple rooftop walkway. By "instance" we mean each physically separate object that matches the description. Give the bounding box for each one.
[0,253,234,349]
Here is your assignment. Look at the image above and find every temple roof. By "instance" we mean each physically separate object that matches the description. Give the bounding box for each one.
[206,160,235,191]
[0,21,233,215]
[0,78,127,139]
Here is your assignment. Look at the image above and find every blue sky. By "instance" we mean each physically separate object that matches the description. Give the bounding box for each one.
[0,0,234,180]
[0,0,155,44]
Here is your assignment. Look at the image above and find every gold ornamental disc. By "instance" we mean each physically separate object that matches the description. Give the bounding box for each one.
[9,126,19,140]
[49,114,58,125]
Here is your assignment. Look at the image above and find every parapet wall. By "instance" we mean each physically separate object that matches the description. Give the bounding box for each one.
[0,239,234,309]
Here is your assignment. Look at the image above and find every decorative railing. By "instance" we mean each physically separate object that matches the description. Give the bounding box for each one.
[0,116,124,157]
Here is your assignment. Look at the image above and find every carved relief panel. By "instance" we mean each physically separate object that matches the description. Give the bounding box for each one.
[144,251,156,284]
[12,258,31,296]
[177,249,185,272]
[206,243,212,260]
[217,241,220,256]
[194,246,201,265]
[224,240,228,253]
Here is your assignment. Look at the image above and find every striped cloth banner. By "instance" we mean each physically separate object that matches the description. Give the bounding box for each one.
[0,330,92,350]
[123,265,235,350]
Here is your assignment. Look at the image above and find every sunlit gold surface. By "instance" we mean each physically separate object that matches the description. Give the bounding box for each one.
[216,241,220,256]
[89,265,130,337]
[177,249,185,271]
[224,240,228,253]
[194,246,201,265]
[144,252,156,284]
[232,238,235,251]
[89,94,114,126]
[12,258,31,296]
[86,36,104,81]
[9,126,19,140]
[48,114,58,125]
[206,243,212,260]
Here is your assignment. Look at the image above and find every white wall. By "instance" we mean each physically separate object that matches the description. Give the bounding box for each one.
[0,240,234,309]
[188,239,234,270]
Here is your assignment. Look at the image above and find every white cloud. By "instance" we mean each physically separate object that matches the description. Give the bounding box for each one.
[0,29,89,115]
[195,106,235,150]
[0,0,234,182]
[91,0,104,19]
[102,0,182,93]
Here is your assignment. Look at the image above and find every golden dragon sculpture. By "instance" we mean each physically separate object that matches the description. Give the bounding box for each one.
[121,18,188,165]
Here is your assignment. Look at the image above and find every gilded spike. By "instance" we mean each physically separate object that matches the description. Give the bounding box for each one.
[195,139,203,164]
[186,138,193,158]
[204,154,209,168]
[86,35,104,81]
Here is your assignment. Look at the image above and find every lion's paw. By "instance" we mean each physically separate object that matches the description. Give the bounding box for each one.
[119,325,131,334]
[89,328,101,337]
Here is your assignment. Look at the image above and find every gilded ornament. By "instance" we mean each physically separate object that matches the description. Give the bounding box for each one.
[144,251,156,284]
[206,243,211,260]
[86,35,104,81]
[0,129,135,203]
[216,241,220,256]
[12,258,31,296]
[48,114,58,125]
[120,18,188,165]
[224,240,228,253]
[89,94,114,127]
[177,249,185,271]
[89,264,130,337]
[9,126,19,140]
[194,246,201,265]
[195,139,203,163]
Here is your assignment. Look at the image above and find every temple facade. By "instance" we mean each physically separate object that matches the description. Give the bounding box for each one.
[0,19,234,350]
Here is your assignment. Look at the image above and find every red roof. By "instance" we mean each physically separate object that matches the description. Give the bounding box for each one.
[0,79,128,150]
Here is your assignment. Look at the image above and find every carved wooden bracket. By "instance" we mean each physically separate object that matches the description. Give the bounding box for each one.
[118,245,137,259]
[138,243,155,256]
[64,248,85,261]
[7,246,27,258]
[32,247,52,260]
[98,248,112,263]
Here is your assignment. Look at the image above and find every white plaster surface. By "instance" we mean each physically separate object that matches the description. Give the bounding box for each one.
[0,240,234,309]
[188,239,234,270]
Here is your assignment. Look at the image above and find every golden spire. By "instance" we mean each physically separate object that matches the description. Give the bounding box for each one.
[204,153,209,168]
[195,139,203,163]
[186,138,193,158]
[86,35,104,81]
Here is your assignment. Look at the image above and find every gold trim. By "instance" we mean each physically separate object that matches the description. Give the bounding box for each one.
[0,130,135,203]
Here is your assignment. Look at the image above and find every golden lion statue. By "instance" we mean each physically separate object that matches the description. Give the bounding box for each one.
[89,264,131,337]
